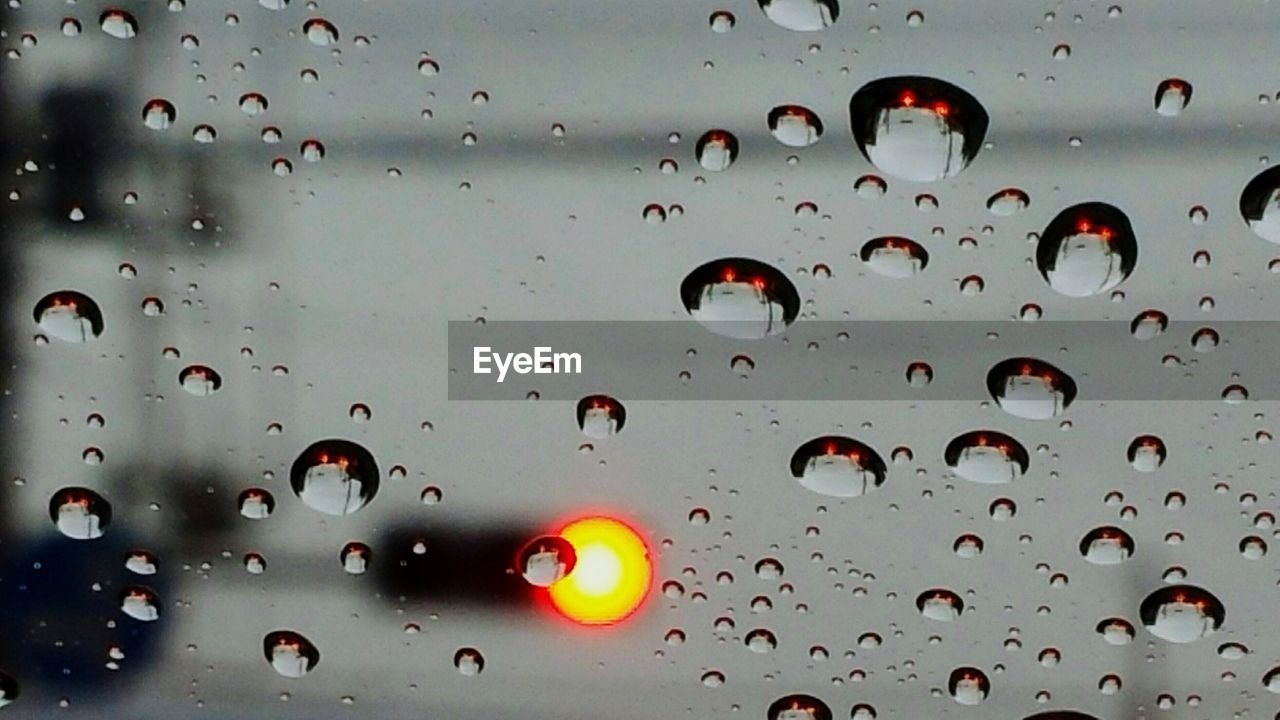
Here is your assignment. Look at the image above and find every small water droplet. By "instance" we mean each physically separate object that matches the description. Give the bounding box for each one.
[142,99,176,130]
[853,174,887,198]
[860,237,928,278]
[125,550,158,575]
[953,534,984,557]
[767,694,831,720]
[1130,309,1167,340]
[695,130,738,171]
[709,10,736,32]
[302,18,338,45]
[745,628,777,653]
[987,188,1030,216]
[120,586,160,622]
[916,589,963,621]
[948,667,990,705]
[238,92,269,116]
[577,395,625,438]
[340,542,371,575]
[1096,617,1135,645]
[1080,526,1134,565]
[454,648,484,676]
[178,365,222,396]
[238,488,275,519]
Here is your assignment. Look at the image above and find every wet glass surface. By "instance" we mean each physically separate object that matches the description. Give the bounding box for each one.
[3,2,1280,719]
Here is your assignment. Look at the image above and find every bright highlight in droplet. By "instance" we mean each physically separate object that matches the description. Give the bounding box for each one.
[548,516,651,625]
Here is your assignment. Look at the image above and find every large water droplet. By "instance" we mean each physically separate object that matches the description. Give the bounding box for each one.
[1079,526,1134,565]
[516,535,576,587]
[986,357,1077,420]
[119,586,160,622]
[142,99,176,130]
[576,395,625,438]
[916,589,963,621]
[680,258,800,339]
[454,648,484,676]
[34,290,103,342]
[1239,166,1280,243]
[789,436,887,497]
[264,630,320,678]
[860,237,928,278]
[179,365,222,396]
[289,439,380,515]
[944,430,1029,484]
[1036,202,1138,297]
[49,487,111,540]
[302,18,338,45]
[1126,435,1165,471]
[99,9,137,38]
[948,667,990,705]
[767,694,832,720]
[1154,78,1192,117]
[695,130,739,171]
[1139,585,1224,643]
[848,76,989,182]
[768,105,823,147]
[757,0,837,31]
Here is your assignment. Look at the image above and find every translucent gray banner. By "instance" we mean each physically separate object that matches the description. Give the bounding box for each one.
[447,320,1268,402]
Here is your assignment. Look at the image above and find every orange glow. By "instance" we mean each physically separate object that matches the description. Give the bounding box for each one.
[721,268,737,283]
[750,277,766,290]
[932,101,950,116]
[900,90,916,107]
[548,516,651,625]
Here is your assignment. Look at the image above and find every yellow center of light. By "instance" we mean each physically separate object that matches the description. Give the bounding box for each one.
[548,517,651,625]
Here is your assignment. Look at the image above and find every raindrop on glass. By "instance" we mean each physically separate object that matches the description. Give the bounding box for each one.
[1036,202,1138,297]
[142,99,176,130]
[767,694,832,720]
[860,237,928,278]
[49,487,111,540]
[916,589,963,621]
[680,258,800,339]
[34,290,103,343]
[695,130,739,171]
[303,18,338,45]
[848,76,990,182]
[986,357,1077,420]
[767,105,823,147]
[788,436,887,497]
[1079,526,1134,565]
[757,0,838,31]
[340,542,371,575]
[179,365,222,396]
[1130,309,1167,340]
[1155,79,1192,117]
[454,648,484,676]
[238,488,275,519]
[948,667,990,705]
[577,395,625,438]
[944,430,1030,484]
[289,439,380,516]
[516,535,576,587]
[120,586,160,622]
[1126,435,1165,471]
[99,9,137,39]
[264,630,320,678]
[1139,585,1225,643]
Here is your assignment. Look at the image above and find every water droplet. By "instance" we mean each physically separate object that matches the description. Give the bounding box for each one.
[1155,78,1192,117]
[1189,205,1208,224]
[1239,166,1280,243]
[905,361,933,387]
[99,9,137,39]
[347,403,371,423]
[848,76,989,182]
[420,486,442,505]
[695,130,738,171]
[264,630,319,678]
[1036,202,1138,297]
[178,365,222,396]
[643,203,667,224]
[860,237,928,278]
[767,105,823,147]
[989,497,1017,520]
[238,92,269,116]
[767,694,832,720]
[1052,44,1071,60]
[701,670,725,688]
[1019,303,1043,321]
[120,586,160,622]
[142,99,176,130]
[1240,536,1267,559]
[577,395,625,438]
[986,357,1077,420]
[62,17,82,36]
[1190,327,1219,352]
[944,430,1030,484]
[953,534,984,557]
[1223,384,1249,404]
[192,124,216,144]
[916,589,963,621]
[987,188,1030,216]
[948,667,990,705]
[238,488,275,519]
[125,550,158,575]
[517,535,576,587]
[454,648,484,676]
[340,542,371,574]
[1218,642,1248,660]
[757,0,838,31]
[34,290,103,342]
[303,18,338,45]
[853,174,887,198]
[789,436,887,497]
[300,139,325,162]
[1079,526,1134,565]
[1130,309,1167,340]
[709,10,736,32]
[289,439,380,515]
[1126,435,1166,471]
[906,9,924,26]
[1264,666,1280,693]
[49,487,111,540]
[680,258,800,339]
[244,553,267,574]
[1139,585,1224,643]
[1096,617,1135,645]
[745,628,777,653]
